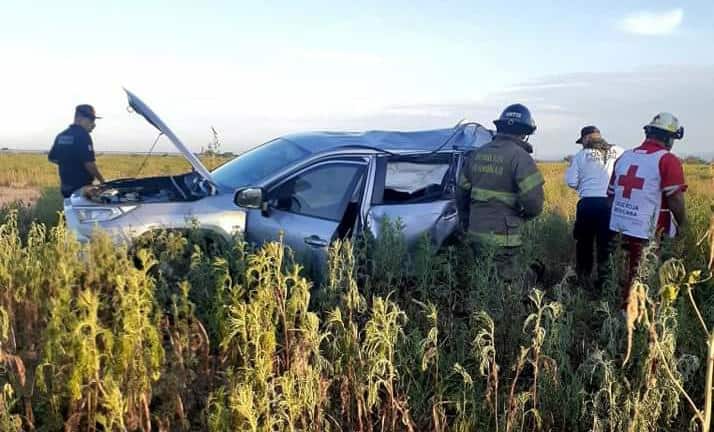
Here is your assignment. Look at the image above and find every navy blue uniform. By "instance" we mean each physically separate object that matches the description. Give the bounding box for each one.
[49,125,96,197]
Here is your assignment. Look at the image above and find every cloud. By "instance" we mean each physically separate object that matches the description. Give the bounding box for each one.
[501,82,590,93]
[488,65,714,159]
[359,65,714,160]
[2,43,711,161]
[619,9,683,35]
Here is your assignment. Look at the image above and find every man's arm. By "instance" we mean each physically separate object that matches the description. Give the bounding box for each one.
[515,153,545,219]
[456,153,473,230]
[666,191,687,231]
[48,138,59,164]
[607,175,615,207]
[659,153,687,233]
[84,161,105,183]
[519,181,544,219]
[606,156,621,208]
[565,153,579,190]
[78,133,105,183]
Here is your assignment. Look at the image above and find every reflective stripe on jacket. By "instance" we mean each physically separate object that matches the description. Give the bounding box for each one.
[457,134,545,246]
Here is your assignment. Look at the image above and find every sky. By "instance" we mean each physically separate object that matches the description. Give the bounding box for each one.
[1,0,713,160]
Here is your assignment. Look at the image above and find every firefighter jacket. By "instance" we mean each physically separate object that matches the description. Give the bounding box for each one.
[457,134,545,247]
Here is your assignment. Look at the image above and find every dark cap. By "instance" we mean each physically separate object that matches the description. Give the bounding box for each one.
[75,104,101,120]
[576,125,600,144]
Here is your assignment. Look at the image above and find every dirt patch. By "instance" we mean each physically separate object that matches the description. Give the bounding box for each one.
[0,187,41,206]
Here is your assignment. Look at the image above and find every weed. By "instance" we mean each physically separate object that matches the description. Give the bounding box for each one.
[0,162,711,430]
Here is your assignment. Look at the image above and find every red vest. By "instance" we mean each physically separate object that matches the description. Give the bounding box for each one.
[609,146,671,239]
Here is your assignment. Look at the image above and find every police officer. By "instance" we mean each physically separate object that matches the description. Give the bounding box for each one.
[49,104,105,198]
[458,104,545,281]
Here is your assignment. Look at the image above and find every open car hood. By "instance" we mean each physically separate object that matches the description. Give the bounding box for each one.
[125,89,215,184]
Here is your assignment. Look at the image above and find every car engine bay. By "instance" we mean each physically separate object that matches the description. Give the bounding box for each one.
[82,172,213,204]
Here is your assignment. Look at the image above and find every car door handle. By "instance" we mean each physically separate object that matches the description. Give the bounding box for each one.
[441,209,459,221]
[304,235,329,248]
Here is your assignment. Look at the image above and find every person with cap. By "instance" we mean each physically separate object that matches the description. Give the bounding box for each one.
[565,125,624,294]
[458,103,545,282]
[49,104,106,198]
[608,112,687,307]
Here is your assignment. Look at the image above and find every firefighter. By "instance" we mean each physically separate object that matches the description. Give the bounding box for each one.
[608,112,687,306]
[458,104,545,282]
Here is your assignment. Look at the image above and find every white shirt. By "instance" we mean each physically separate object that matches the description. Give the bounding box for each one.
[565,146,624,198]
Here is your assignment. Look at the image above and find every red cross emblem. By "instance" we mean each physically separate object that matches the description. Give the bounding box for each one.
[618,165,645,199]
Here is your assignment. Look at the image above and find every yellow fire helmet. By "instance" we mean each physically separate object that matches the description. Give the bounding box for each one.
[644,112,684,139]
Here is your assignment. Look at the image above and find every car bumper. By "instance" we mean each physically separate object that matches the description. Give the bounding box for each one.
[63,199,136,244]
[63,198,247,245]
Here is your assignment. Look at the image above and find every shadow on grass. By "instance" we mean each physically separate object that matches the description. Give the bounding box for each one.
[523,209,576,286]
[33,186,63,226]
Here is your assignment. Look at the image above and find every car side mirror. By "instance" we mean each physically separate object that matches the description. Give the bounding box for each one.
[234,187,264,209]
[235,187,272,217]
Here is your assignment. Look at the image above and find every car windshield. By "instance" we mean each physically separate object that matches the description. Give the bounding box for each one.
[211,138,311,189]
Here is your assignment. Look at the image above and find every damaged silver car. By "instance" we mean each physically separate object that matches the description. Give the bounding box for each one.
[64,90,493,271]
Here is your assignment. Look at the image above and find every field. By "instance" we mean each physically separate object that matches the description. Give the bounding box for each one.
[0,153,228,227]
[0,153,230,189]
[0,153,713,431]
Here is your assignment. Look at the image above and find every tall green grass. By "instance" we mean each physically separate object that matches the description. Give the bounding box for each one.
[0,163,711,431]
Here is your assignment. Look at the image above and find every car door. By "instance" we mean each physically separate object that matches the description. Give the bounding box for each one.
[366,153,460,249]
[245,159,367,275]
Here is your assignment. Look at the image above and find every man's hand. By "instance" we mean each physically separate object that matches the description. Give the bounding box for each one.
[84,161,105,184]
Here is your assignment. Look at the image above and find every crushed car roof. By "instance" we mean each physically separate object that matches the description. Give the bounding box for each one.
[280,125,494,154]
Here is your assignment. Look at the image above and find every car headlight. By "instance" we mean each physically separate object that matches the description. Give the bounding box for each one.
[75,206,137,224]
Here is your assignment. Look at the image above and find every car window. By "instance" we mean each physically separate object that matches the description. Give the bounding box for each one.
[270,163,364,221]
[382,161,449,203]
[211,138,310,189]
[385,162,449,193]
